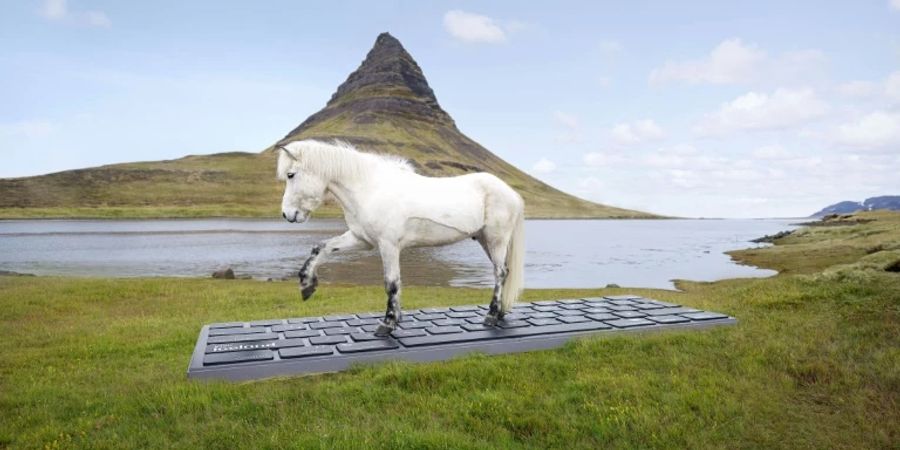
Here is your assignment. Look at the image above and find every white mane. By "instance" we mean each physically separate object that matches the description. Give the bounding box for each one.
[276,139,414,182]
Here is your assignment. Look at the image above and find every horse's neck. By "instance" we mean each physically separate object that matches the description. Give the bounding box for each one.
[319,149,369,218]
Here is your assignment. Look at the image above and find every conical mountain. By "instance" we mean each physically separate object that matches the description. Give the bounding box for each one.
[0,33,652,219]
[273,33,648,218]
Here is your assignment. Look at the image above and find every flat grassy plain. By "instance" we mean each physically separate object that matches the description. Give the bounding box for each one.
[1,213,898,448]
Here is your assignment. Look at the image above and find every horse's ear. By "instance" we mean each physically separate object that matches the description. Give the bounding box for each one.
[278,145,298,161]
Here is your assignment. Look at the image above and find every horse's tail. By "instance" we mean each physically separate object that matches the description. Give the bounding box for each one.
[501,206,525,314]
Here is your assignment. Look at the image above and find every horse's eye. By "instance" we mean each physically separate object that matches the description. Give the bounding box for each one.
[287,172,295,179]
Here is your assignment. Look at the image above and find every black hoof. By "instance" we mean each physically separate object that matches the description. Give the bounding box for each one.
[374,321,396,337]
[483,315,500,327]
[299,276,318,301]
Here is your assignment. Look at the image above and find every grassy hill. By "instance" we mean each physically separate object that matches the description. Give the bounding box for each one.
[0,33,653,220]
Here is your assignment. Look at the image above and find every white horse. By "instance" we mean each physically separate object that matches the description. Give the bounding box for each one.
[276,140,525,336]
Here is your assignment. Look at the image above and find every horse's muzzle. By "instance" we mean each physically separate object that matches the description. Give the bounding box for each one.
[282,210,309,223]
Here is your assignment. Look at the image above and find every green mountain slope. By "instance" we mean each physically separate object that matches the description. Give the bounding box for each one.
[0,33,654,219]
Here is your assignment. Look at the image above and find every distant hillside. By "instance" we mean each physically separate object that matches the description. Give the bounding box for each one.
[0,33,654,220]
[811,196,900,217]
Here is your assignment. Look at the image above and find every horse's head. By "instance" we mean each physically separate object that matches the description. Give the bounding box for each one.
[277,143,326,223]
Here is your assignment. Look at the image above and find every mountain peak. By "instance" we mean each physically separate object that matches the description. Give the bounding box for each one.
[284,32,451,140]
[328,32,438,106]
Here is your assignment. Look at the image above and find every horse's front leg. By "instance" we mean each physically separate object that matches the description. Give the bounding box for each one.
[374,243,402,337]
[298,231,369,300]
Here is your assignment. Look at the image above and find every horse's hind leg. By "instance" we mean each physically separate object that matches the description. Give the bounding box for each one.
[478,233,509,327]
[375,243,402,337]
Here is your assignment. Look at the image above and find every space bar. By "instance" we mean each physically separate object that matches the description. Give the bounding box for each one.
[398,321,612,347]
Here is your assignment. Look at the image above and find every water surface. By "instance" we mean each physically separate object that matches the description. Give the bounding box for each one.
[0,218,796,289]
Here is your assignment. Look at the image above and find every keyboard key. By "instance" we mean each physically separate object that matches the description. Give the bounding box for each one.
[349,332,384,342]
[391,328,427,338]
[558,299,584,304]
[337,340,399,353]
[272,323,308,332]
[558,316,591,324]
[207,332,279,344]
[648,315,690,324]
[527,318,561,326]
[612,311,647,319]
[446,311,478,318]
[283,329,321,339]
[288,317,322,324]
[324,314,356,321]
[399,321,431,329]
[498,320,529,329]
[324,327,358,335]
[433,319,463,326]
[400,321,612,347]
[586,313,618,321]
[426,326,464,335]
[206,341,277,353]
[279,346,334,359]
[450,305,480,312]
[605,318,656,328]
[208,326,267,336]
[681,312,728,321]
[532,301,558,306]
[309,335,348,345]
[310,321,345,330]
[204,350,273,365]
[273,338,308,349]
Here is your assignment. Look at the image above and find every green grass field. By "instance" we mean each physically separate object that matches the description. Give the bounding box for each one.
[1,213,898,448]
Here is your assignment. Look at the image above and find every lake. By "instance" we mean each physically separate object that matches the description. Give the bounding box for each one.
[0,218,796,290]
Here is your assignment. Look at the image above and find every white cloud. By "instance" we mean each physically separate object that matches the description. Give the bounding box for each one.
[837,111,900,148]
[553,111,582,143]
[0,120,54,139]
[649,39,826,86]
[886,71,900,101]
[583,151,625,167]
[40,0,66,20]
[531,158,557,174]
[38,0,110,27]
[891,0,900,11]
[650,39,766,85]
[553,111,579,129]
[751,144,791,159]
[694,88,828,135]
[838,80,880,98]
[611,119,665,145]
[443,10,507,44]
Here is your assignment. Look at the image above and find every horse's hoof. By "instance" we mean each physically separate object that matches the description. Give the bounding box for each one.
[374,322,395,337]
[300,285,316,301]
[483,315,500,327]
[299,276,318,301]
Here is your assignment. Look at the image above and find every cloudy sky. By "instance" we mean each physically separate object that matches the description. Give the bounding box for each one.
[2,0,899,217]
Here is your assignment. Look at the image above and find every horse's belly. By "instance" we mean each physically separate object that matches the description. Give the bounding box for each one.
[402,217,474,247]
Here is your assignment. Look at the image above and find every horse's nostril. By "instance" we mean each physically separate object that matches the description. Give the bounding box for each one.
[282,212,287,219]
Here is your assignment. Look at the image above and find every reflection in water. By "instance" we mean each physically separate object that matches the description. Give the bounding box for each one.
[0,218,797,289]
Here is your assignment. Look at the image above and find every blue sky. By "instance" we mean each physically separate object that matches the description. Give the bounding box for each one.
[2,0,899,217]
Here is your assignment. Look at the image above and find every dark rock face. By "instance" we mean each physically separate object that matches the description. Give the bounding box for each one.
[285,32,454,139]
[811,196,900,217]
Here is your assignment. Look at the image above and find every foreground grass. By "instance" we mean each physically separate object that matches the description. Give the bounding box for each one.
[1,215,899,448]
